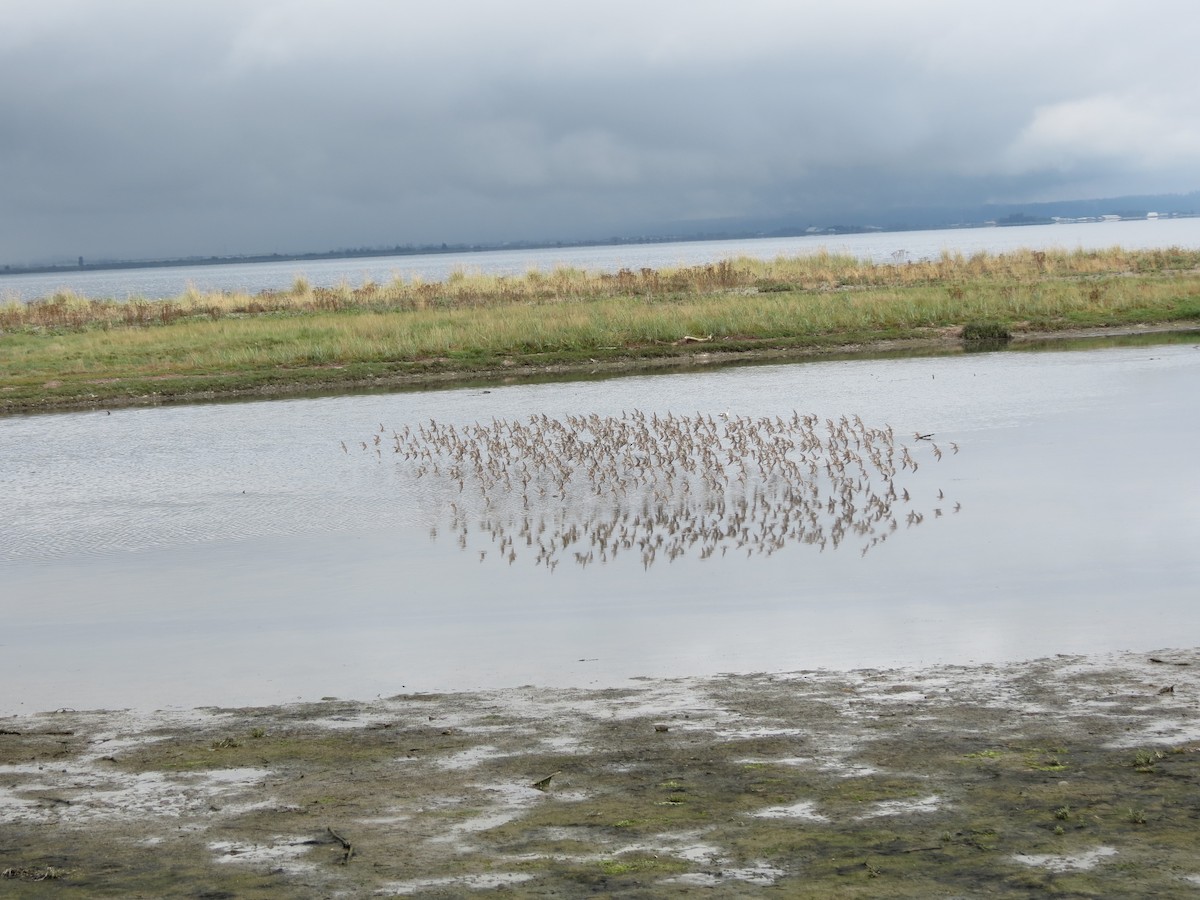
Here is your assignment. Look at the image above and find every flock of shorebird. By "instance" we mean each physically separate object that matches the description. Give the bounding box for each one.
[350,410,958,570]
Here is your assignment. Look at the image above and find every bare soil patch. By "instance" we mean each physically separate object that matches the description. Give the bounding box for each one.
[3,650,1198,897]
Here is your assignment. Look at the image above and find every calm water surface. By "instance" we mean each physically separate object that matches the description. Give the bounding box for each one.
[2,218,1199,301]
[2,342,1199,714]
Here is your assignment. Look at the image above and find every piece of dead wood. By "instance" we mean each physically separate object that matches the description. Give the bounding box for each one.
[327,826,354,864]
[531,771,561,791]
[675,334,713,345]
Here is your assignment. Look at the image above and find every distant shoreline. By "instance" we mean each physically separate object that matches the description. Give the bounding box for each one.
[4,214,1197,278]
[2,226,937,277]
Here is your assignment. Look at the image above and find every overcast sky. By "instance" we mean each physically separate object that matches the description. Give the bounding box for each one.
[2,1,1198,263]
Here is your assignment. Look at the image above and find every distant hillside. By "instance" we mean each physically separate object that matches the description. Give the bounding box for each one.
[660,191,1200,238]
[4,191,1197,276]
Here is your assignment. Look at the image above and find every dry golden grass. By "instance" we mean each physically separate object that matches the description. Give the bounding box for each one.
[4,246,1198,334]
[3,245,1198,412]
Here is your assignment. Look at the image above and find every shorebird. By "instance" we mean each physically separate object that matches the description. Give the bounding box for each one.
[355,408,957,571]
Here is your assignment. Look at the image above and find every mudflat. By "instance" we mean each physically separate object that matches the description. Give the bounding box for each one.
[3,649,1197,897]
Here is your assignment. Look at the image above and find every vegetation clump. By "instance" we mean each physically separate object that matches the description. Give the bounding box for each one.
[961,320,1012,343]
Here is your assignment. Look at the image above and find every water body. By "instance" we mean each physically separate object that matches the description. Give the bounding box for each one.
[3,217,1199,302]
[2,340,1197,714]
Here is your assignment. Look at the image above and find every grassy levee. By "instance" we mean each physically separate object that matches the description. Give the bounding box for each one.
[3,247,1199,412]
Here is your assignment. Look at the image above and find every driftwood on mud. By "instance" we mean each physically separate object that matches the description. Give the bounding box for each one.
[326,827,354,864]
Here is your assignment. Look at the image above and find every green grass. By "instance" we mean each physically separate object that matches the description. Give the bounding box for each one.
[3,247,1199,412]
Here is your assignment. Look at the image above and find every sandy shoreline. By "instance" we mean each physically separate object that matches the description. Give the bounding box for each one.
[4,648,1198,896]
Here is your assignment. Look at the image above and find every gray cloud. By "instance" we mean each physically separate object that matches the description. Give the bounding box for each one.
[2,0,1198,262]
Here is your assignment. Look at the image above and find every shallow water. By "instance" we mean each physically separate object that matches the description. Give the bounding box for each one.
[2,217,1197,301]
[2,340,1198,714]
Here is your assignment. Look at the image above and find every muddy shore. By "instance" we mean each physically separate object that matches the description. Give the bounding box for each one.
[3,649,1198,897]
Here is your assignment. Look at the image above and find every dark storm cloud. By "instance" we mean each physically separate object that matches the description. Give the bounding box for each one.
[2,0,1197,262]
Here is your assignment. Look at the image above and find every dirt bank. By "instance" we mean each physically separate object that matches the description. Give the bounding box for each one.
[3,649,1198,897]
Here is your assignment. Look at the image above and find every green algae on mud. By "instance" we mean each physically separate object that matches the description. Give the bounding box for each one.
[3,651,1199,897]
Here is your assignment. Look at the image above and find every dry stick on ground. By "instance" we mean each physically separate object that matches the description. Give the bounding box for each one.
[326,827,354,864]
[531,771,561,791]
